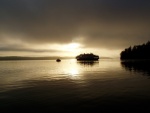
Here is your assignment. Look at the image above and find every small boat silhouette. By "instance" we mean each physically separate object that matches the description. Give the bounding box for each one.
[56,59,61,62]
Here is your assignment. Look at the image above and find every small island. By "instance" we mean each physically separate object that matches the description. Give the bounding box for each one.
[76,53,99,61]
[120,41,150,60]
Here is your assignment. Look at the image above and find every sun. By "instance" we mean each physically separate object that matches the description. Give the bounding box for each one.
[62,43,81,52]
[68,43,80,49]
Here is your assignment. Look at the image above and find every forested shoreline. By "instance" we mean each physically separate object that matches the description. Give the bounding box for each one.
[120,41,150,60]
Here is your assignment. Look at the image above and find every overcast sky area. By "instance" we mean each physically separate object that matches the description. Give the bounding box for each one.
[0,0,150,57]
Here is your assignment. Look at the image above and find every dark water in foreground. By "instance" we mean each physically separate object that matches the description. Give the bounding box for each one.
[0,59,150,113]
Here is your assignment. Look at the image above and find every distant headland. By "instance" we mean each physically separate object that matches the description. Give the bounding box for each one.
[120,41,150,60]
[0,56,74,61]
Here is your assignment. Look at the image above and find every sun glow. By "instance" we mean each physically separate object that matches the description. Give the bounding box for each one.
[62,43,81,52]
[57,43,83,56]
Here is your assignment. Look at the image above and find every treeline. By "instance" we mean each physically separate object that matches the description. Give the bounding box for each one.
[120,41,150,60]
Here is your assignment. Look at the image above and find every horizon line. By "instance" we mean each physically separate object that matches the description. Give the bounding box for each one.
[0,56,117,60]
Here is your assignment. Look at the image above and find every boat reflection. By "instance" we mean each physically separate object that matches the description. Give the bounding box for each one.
[121,60,150,75]
[77,61,99,67]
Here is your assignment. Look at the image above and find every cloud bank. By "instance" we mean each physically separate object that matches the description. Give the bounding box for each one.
[0,0,150,56]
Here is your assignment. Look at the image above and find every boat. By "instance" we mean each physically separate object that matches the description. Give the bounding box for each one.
[76,53,99,61]
[56,59,61,62]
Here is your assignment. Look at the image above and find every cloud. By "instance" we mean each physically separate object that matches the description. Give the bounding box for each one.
[0,46,61,53]
[0,0,150,54]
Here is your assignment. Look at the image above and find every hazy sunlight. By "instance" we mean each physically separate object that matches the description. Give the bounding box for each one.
[62,43,81,52]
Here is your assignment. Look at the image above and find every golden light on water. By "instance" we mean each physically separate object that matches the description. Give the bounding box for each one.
[69,68,79,76]
[62,59,81,78]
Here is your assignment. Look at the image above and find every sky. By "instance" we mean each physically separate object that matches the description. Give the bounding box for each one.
[0,0,150,58]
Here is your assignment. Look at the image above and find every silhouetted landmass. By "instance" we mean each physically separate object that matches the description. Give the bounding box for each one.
[120,41,150,59]
[0,56,74,60]
[121,60,150,76]
[76,53,99,61]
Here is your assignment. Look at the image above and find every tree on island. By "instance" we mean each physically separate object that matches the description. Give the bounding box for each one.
[120,41,150,60]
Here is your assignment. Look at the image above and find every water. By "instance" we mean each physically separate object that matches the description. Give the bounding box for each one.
[0,59,150,113]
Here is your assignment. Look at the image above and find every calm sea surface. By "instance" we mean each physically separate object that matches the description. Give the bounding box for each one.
[0,59,150,113]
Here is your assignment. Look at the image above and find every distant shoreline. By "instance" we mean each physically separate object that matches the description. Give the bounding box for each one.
[120,41,150,60]
[0,56,74,61]
[0,56,114,61]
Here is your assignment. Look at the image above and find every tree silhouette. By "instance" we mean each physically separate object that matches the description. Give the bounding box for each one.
[120,41,150,60]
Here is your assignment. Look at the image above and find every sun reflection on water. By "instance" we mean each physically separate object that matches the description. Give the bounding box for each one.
[60,60,82,79]
[68,68,79,76]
